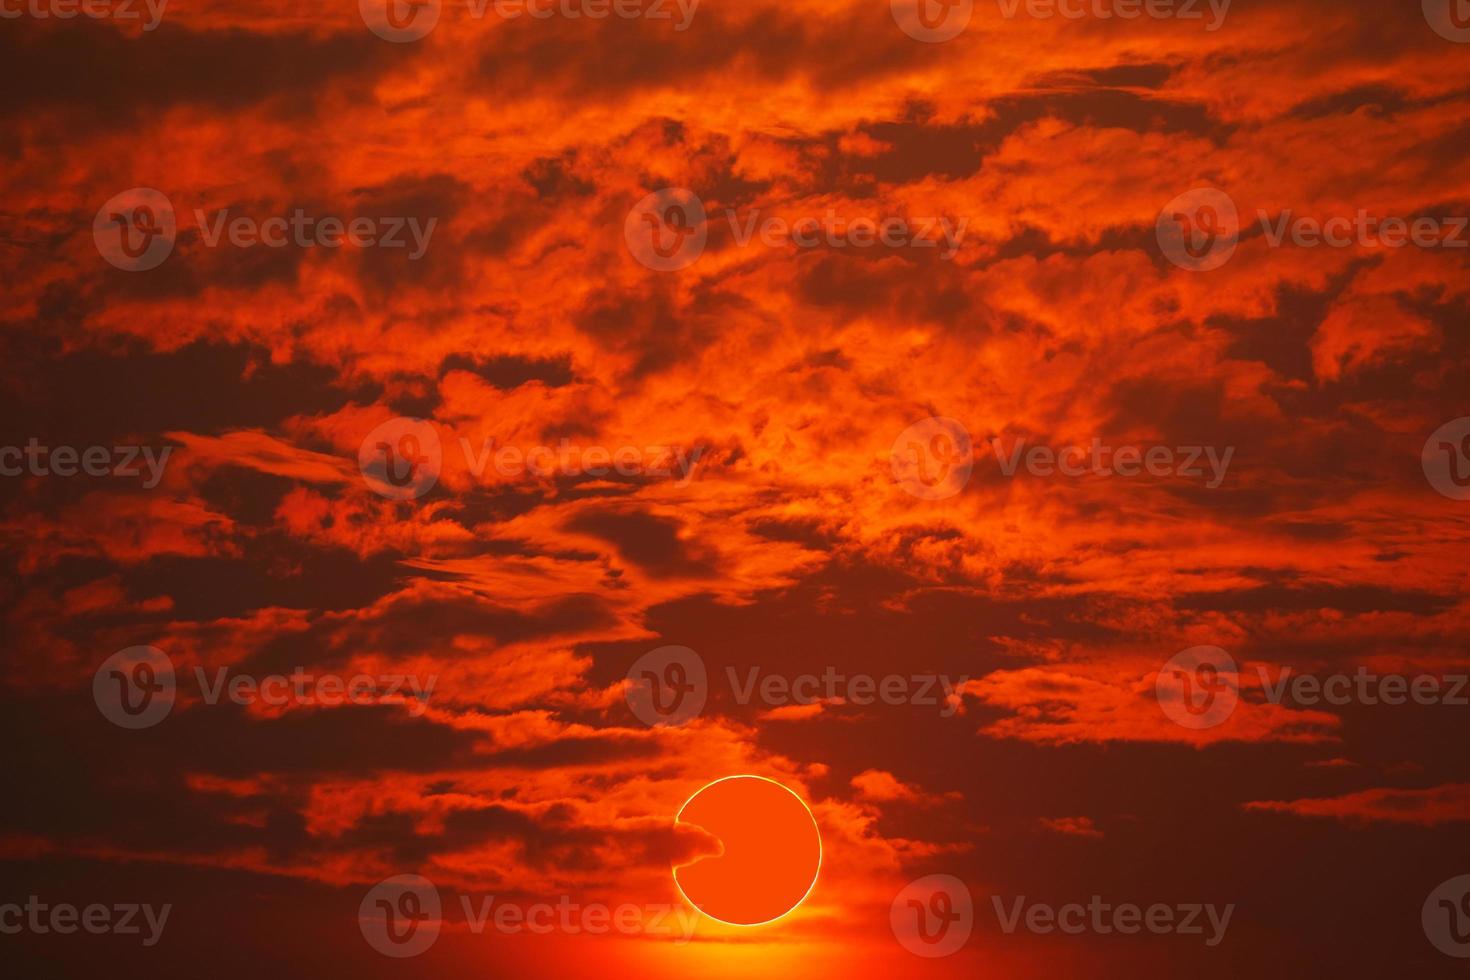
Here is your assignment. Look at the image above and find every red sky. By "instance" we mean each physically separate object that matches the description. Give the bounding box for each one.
[2,1,1470,977]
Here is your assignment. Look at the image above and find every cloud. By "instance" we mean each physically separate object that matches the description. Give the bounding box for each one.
[1243,783,1470,826]
[1039,816,1103,839]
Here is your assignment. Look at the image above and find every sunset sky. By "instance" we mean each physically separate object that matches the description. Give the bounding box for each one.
[3,0,1470,976]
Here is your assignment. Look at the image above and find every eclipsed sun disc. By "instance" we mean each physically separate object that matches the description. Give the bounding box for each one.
[673,775,822,926]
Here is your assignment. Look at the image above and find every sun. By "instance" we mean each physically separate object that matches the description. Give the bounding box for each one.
[672,774,822,927]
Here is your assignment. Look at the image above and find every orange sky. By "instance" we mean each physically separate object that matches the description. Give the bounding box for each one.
[2,1,1469,977]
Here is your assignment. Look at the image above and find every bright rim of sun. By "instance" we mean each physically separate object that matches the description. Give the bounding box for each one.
[672,774,823,927]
